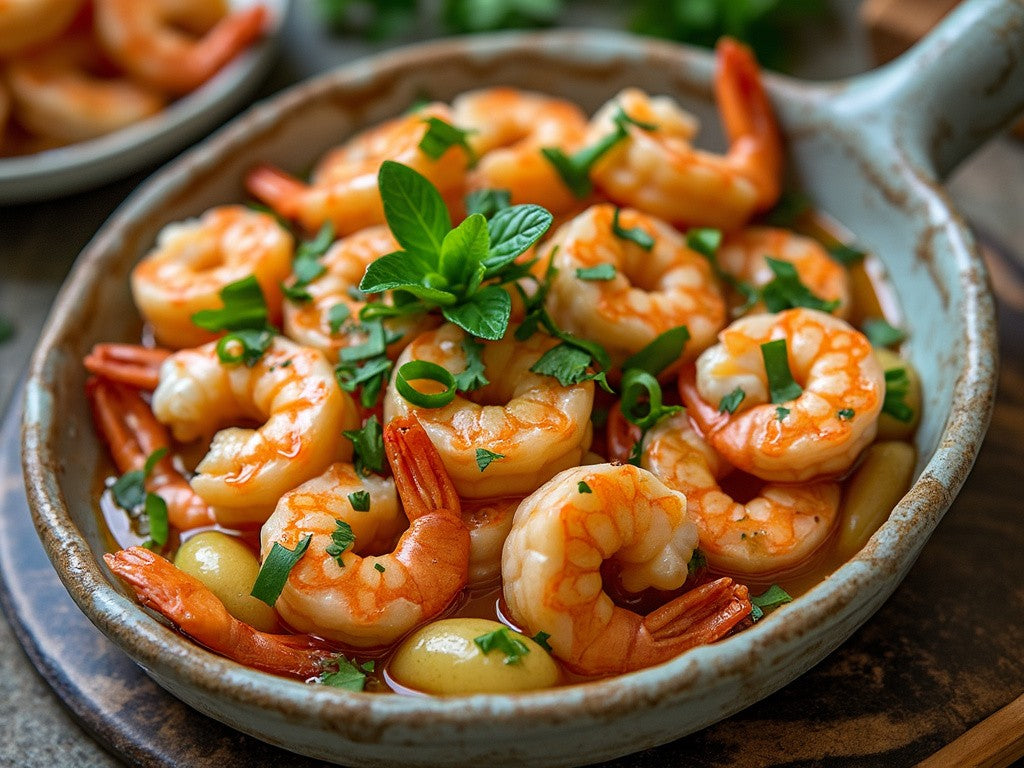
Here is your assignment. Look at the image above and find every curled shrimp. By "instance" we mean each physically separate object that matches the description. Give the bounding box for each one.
[502,463,751,676]
[246,103,468,236]
[282,225,435,362]
[86,377,214,531]
[261,416,470,648]
[683,308,884,482]
[0,0,84,56]
[540,204,726,370]
[718,226,850,317]
[93,0,268,94]
[4,31,166,143]
[588,39,782,231]
[384,323,594,499]
[643,411,840,575]
[452,87,588,215]
[104,546,335,678]
[150,336,359,527]
[461,496,520,588]
[131,205,294,349]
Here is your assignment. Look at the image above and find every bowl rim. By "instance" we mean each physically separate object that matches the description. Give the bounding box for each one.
[21,27,998,740]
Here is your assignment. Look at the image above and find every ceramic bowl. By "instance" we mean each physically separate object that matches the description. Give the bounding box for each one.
[22,0,1023,765]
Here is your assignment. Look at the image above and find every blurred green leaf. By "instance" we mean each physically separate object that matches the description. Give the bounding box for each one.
[442,0,563,33]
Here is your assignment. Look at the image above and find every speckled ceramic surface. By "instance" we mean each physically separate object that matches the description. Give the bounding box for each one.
[21,0,1023,765]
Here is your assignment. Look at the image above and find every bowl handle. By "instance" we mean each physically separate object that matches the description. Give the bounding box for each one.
[842,0,1024,180]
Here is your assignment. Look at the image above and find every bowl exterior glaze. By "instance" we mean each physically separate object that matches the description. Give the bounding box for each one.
[23,9,1016,766]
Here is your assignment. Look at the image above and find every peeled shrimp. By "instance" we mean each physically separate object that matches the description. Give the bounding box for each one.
[452,87,588,215]
[718,226,850,317]
[261,416,470,648]
[0,0,84,56]
[461,496,520,588]
[131,205,294,349]
[683,308,884,482]
[86,377,214,531]
[384,323,594,499]
[4,32,166,143]
[246,103,468,236]
[643,411,840,575]
[93,0,267,94]
[151,336,359,527]
[105,546,335,678]
[282,225,434,362]
[588,39,782,231]
[541,204,726,369]
[502,463,751,676]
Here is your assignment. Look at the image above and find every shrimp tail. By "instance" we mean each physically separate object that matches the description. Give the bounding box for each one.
[245,164,307,220]
[87,377,214,530]
[641,577,751,646]
[84,342,170,390]
[384,416,462,520]
[182,5,268,93]
[105,547,334,679]
[715,37,783,212]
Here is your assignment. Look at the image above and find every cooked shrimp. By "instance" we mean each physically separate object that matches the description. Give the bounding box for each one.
[105,546,335,678]
[84,343,171,390]
[4,32,166,143]
[246,103,468,236]
[384,323,594,499]
[461,496,520,588]
[282,225,435,362]
[93,0,267,95]
[87,377,214,531]
[718,226,850,317]
[588,39,782,231]
[261,416,470,648]
[452,87,588,215]
[643,411,840,575]
[682,308,884,482]
[131,205,294,349]
[0,0,84,56]
[151,336,358,527]
[501,463,751,676]
[0,79,10,141]
[541,204,726,370]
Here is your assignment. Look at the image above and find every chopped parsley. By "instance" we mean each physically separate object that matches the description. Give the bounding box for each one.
[251,534,312,606]
[454,336,489,392]
[326,519,356,567]
[837,408,855,421]
[760,257,841,313]
[577,481,592,494]
[281,222,334,303]
[718,386,746,414]
[475,448,505,472]
[319,656,374,692]
[775,406,790,421]
[327,303,351,334]
[761,339,803,404]
[531,630,553,652]
[348,490,371,512]
[882,367,914,422]
[749,584,793,622]
[343,416,386,476]
[862,318,906,348]
[418,116,477,165]
[473,627,530,665]
[611,207,654,250]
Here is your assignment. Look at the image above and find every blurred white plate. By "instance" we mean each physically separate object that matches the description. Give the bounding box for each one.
[0,0,288,204]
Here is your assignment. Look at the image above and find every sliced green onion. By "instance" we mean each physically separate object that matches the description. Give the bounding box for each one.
[215,329,274,367]
[619,369,682,430]
[761,339,803,404]
[395,360,457,408]
[575,263,617,281]
[251,534,311,606]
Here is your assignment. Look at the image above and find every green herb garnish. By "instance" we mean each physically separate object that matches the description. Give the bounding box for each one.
[760,257,840,313]
[343,415,385,476]
[862,318,906,348]
[761,339,803,404]
[319,655,373,691]
[251,534,312,606]
[326,519,356,567]
[578,481,592,494]
[775,406,790,421]
[575,263,617,281]
[882,367,914,422]
[531,630,553,652]
[142,493,169,550]
[837,408,855,421]
[718,386,746,415]
[749,584,793,622]
[465,188,512,218]
[687,227,759,315]
[475,448,505,472]
[328,303,351,334]
[611,207,654,250]
[621,325,690,377]
[473,627,530,664]
[282,222,335,303]
[0,316,14,344]
[348,490,371,512]
[827,242,866,266]
[418,116,477,164]
[687,548,708,577]
[215,329,275,367]
[191,275,271,333]
[619,368,682,430]
[454,336,489,392]
[111,447,168,512]
[395,360,457,409]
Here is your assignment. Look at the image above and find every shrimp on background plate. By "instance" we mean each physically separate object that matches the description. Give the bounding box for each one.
[502,463,751,676]
[262,416,471,648]
[588,39,782,231]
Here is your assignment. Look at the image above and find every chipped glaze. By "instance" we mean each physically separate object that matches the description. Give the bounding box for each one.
[20,0,1022,765]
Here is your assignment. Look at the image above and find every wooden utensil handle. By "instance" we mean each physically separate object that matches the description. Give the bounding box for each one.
[916,691,1024,768]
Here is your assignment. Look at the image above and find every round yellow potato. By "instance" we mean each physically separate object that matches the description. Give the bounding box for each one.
[874,347,921,440]
[836,441,916,560]
[388,618,559,695]
[173,531,278,632]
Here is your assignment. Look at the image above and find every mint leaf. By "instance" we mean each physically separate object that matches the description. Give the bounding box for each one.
[359,251,456,304]
[484,204,553,274]
[440,213,489,288]
[378,160,451,258]
[465,188,511,218]
[442,285,511,340]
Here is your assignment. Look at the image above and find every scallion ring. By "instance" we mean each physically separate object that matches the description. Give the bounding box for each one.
[395,360,457,409]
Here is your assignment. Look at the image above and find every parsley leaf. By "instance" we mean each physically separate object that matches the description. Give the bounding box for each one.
[541,108,643,198]
[882,367,914,422]
[718,387,746,414]
[473,627,530,664]
[282,223,334,303]
[576,263,617,281]
[761,339,803,404]
[827,242,866,266]
[454,336,489,391]
[475,448,505,472]
[749,584,793,622]
[611,207,654,250]
[348,490,371,512]
[687,548,708,577]
[863,318,906,348]
[578,480,592,494]
[418,116,477,165]
[191,275,271,333]
[142,493,169,550]
[319,655,372,691]
[775,405,790,421]
[111,447,168,512]
[760,257,840,313]
[838,408,855,421]
[251,534,312,606]
[343,416,385,476]
[325,519,356,567]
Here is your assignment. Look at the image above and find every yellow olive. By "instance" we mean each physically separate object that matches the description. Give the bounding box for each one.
[173,531,278,632]
[388,618,559,695]
[874,347,921,440]
[836,441,916,560]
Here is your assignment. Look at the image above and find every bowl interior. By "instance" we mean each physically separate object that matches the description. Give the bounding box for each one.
[22,31,996,768]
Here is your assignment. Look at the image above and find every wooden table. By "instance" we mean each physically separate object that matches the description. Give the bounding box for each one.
[2,3,1023,766]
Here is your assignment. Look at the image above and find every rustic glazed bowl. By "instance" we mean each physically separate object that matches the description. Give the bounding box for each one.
[22,0,1023,765]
